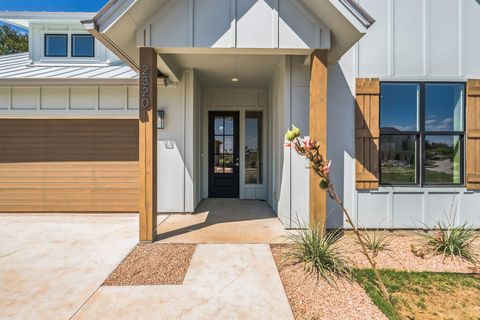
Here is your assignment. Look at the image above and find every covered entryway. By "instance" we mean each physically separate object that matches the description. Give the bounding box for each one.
[84,0,373,241]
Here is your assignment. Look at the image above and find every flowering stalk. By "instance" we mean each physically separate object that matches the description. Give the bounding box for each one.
[285,126,392,305]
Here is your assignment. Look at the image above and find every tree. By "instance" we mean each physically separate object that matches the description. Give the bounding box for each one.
[0,24,28,55]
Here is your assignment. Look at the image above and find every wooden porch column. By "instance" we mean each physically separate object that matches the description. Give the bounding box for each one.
[309,49,328,227]
[139,47,157,242]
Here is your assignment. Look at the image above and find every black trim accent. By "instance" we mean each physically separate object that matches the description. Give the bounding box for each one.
[71,34,95,58]
[208,111,240,198]
[379,81,466,187]
[44,34,68,58]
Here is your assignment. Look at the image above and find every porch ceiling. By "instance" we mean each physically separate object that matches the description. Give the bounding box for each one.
[167,54,283,87]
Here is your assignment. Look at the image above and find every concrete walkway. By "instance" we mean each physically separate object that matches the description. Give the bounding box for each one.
[74,244,295,320]
[0,214,138,320]
[157,199,289,243]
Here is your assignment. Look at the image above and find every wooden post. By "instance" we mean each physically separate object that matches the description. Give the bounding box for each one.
[139,47,157,242]
[309,49,328,228]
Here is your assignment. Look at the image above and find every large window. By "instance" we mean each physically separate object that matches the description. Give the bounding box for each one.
[380,82,464,186]
[71,34,95,57]
[44,34,68,57]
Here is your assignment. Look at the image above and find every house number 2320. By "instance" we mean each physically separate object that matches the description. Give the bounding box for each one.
[141,64,150,110]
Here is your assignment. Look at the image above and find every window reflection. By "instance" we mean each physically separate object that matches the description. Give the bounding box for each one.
[245,112,262,184]
[380,135,417,184]
[425,84,463,132]
[425,135,461,184]
[213,115,235,174]
[380,83,419,132]
[214,117,224,135]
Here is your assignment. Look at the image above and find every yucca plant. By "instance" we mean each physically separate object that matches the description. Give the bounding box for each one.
[422,220,479,264]
[283,222,351,284]
[284,125,393,307]
[357,227,393,258]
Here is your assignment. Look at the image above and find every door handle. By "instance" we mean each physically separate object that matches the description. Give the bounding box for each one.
[234,158,240,167]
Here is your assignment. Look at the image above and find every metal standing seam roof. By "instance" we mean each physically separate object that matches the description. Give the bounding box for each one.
[0,52,138,83]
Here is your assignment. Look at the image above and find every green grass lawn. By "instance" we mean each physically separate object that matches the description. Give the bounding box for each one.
[353,269,480,320]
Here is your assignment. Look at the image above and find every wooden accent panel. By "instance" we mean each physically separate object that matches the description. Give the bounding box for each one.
[309,49,328,227]
[0,119,139,212]
[139,47,157,242]
[466,79,480,190]
[355,78,380,190]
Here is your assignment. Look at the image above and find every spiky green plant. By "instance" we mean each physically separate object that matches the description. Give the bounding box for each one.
[283,222,351,284]
[357,228,393,258]
[422,220,479,264]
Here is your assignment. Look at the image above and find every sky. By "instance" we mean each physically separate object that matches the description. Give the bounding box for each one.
[0,0,108,12]
[0,0,109,32]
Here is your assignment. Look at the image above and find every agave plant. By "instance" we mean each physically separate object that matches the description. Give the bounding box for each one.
[423,220,479,264]
[283,221,351,284]
[357,227,393,258]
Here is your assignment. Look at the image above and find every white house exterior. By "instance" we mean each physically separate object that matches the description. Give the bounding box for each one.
[0,0,479,240]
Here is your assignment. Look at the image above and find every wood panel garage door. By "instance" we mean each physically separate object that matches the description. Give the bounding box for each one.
[0,119,139,212]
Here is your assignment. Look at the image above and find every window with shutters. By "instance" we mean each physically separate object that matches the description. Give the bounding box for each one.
[380,82,465,186]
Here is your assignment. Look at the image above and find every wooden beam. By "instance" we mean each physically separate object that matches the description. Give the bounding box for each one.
[309,49,328,228]
[139,47,157,242]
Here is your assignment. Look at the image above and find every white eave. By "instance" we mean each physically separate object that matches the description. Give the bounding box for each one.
[0,11,96,28]
[302,0,375,63]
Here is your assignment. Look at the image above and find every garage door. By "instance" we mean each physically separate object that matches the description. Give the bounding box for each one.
[0,119,139,212]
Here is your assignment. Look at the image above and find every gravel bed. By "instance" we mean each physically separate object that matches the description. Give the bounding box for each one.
[337,231,480,273]
[104,243,196,286]
[271,245,387,320]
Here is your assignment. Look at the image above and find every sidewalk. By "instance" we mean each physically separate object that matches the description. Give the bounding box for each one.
[74,244,294,320]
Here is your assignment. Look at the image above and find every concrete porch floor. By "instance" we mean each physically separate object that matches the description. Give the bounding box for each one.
[156,198,289,244]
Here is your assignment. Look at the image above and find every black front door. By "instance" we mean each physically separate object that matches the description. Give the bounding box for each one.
[208,111,240,198]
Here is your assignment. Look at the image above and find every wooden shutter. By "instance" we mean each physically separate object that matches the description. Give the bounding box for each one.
[355,78,380,190]
[466,80,480,190]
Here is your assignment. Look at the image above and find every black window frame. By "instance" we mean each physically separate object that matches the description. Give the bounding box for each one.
[44,34,68,58]
[71,34,95,58]
[379,81,466,187]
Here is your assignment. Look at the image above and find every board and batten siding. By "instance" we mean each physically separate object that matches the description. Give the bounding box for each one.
[137,0,328,50]
[0,86,139,115]
[337,0,480,229]
[0,119,139,212]
[355,0,480,79]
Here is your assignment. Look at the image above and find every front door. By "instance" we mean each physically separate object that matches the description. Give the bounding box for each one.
[208,111,240,198]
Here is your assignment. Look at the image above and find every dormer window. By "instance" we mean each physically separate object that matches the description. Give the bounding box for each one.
[44,34,68,57]
[71,34,95,57]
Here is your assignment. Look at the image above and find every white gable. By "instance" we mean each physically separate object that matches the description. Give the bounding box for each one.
[136,0,329,50]
[84,0,373,72]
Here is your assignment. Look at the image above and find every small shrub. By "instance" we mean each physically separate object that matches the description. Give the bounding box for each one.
[357,227,392,258]
[283,222,350,284]
[422,220,479,264]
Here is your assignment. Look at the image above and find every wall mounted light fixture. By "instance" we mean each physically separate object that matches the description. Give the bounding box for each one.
[157,110,165,129]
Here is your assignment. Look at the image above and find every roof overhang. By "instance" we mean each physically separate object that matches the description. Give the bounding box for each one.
[0,11,96,29]
[302,0,375,63]
[83,0,374,77]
